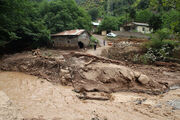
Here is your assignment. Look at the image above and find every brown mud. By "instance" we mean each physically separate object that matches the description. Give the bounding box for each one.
[0,36,180,119]
[102,38,180,87]
[0,72,180,120]
[0,49,168,95]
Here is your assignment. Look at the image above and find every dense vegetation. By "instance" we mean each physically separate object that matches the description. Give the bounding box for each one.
[0,0,179,59]
[77,0,180,37]
[76,0,180,63]
[0,0,91,54]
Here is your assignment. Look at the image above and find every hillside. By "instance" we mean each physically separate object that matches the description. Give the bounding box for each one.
[75,0,137,16]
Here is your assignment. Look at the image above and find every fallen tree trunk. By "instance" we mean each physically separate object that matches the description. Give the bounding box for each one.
[76,95,110,101]
[71,52,125,65]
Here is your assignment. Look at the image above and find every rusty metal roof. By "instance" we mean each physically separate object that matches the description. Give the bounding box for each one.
[51,29,85,36]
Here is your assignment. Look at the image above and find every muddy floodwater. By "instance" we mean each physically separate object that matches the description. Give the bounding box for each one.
[0,71,180,120]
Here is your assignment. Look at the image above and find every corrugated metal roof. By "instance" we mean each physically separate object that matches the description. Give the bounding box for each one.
[125,22,149,27]
[51,29,85,36]
[132,22,149,26]
[92,22,100,26]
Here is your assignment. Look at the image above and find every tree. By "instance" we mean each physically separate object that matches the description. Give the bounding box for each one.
[129,8,136,20]
[149,14,162,31]
[0,0,50,53]
[137,0,150,10]
[41,0,91,34]
[161,10,180,29]
[98,16,119,31]
[135,9,153,23]
[88,8,99,21]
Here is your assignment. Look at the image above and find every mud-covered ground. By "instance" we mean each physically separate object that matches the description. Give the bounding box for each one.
[0,36,180,119]
[102,37,180,87]
[0,72,180,120]
[0,49,168,94]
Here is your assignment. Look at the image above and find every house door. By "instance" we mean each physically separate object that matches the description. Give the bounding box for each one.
[78,41,84,49]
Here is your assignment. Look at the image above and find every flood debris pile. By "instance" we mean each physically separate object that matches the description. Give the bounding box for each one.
[72,61,167,95]
[103,40,143,62]
[0,50,168,95]
[0,53,68,84]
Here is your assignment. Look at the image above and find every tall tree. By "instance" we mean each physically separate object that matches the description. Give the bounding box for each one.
[41,0,91,34]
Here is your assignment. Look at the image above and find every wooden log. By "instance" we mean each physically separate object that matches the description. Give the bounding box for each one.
[76,95,109,101]
[84,58,96,66]
[71,52,124,65]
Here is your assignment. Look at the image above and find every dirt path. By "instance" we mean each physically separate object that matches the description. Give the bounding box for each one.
[86,34,110,56]
[0,72,180,120]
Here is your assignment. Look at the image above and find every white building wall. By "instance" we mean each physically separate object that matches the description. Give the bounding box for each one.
[136,26,153,34]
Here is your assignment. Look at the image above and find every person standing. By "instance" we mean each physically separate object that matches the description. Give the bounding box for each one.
[94,41,97,50]
[103,39,106,46]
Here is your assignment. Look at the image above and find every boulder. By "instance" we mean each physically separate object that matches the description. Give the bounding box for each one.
[138,74,150,85]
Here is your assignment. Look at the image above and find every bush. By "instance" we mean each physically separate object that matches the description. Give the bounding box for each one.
[140,28,180,63]
[156,28,171,40]
[89,36,98,47]
[142,38,179,63]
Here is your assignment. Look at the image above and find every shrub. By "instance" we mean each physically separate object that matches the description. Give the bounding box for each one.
[141,28,180,63]
[142,39,179,63]
[89,36,98,47]
[156,28,171,40]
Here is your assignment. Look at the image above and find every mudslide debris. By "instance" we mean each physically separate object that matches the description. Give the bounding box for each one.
[0,51,168,95]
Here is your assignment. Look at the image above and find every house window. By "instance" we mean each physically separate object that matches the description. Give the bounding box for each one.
[142,27,145,31]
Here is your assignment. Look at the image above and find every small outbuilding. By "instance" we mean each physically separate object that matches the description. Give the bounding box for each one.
[51,29,90,49]
[92,22,100,33]
[121,22,153,34]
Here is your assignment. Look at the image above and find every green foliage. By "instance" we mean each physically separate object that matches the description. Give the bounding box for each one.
[149,0,180,35]
[89,36,99,47]
[0,0,92,53]
[98,16,119,31]
[0,0,50,51]
[135,9,153,23]
[156,28,171,41]
[141,41,178,63]
[90,36,98,43]
[88,8,99,20]
[41,0,91,34]
[137,0,150,10]
[161,10,180,29]
[149,14,162,31]
[117,16,127,27]
[141,30,180,63]
[129,8,136,20]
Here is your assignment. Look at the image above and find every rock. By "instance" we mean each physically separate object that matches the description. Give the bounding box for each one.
[134,72,141,78]
[64,74,72,80]
[73,62,166,94]
[61,69,69,74]
[138,74,150,85]
[0,91,23,120]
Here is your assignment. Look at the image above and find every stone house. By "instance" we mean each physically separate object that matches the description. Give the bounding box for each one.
[120,22,153,34]
[51,29,90,49]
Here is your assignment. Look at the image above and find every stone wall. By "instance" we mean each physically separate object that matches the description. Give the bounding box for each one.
[52,36,79,49]
[78,32,90,47]
[52,31,90,49]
